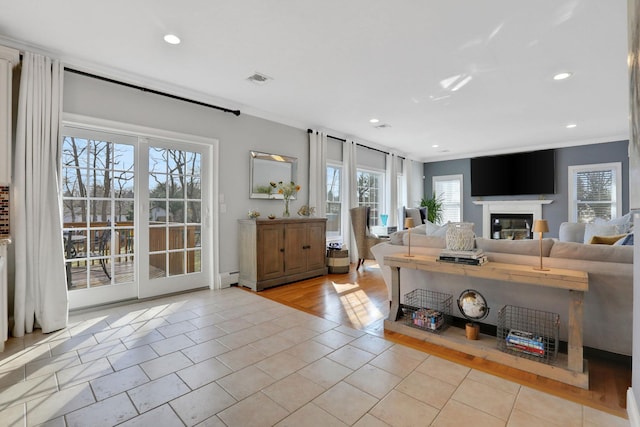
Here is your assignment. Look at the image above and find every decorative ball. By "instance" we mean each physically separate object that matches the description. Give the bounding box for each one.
[457,289,489,321]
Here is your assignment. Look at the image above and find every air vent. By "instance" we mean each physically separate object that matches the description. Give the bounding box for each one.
[375,123,391,129]
[246,72,273,85]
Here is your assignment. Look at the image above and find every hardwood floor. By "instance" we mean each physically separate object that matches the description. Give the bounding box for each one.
[252,262,631,419]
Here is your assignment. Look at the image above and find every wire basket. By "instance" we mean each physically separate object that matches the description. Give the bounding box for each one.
[402,289,452,333]
[497,305,560,364]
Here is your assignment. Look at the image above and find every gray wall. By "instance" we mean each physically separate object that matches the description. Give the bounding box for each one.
[423,140,630,238]
[63,71,309,276]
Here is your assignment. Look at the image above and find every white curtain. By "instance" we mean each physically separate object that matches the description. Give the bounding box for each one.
[308,130,327,217]
[404,158,423,208]
[343,139,358,262]
[386,152,398,227]
[12,52,67,336]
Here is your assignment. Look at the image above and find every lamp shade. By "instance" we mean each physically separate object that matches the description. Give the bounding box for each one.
[532,219,549,233]
[404,218,415,229]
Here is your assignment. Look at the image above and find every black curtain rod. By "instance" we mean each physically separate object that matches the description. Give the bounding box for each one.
[307,128,405,159]
[65,67,241,117]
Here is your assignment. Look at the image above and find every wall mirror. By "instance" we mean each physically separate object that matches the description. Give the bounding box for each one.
[250,151,298,199]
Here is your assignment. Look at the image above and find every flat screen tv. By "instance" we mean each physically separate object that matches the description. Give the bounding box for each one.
[470,149,555,197]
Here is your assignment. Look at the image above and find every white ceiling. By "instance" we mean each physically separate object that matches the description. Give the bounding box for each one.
[0,1,630,162]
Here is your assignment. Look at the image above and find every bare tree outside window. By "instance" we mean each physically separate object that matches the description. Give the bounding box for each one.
[357,170,383,226]
[61,135,136,290]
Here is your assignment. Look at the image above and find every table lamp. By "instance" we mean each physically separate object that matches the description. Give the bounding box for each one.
[404,217,415,257]
[532,219,549,271]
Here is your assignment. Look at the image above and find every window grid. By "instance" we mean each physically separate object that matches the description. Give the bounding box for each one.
[326,164,342,238]
[568,163,621,223]
[357,169,384,226]
[433,174,463,224]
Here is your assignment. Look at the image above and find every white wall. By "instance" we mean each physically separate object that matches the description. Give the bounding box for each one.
[63,71,308,276]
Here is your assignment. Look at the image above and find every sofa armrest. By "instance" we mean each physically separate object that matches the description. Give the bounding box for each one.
[559,222,586,243]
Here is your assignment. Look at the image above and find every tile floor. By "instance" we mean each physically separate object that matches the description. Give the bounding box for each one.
[0,287,630,426]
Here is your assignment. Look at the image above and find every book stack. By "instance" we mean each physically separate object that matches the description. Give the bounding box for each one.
[505,329,545,357]
[438,249,487,265]
[411,308,445,331]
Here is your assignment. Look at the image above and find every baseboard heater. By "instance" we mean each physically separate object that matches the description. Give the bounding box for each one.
[219,271,239,288]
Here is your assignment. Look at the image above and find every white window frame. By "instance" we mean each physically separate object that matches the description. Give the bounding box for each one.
[356,167,386,226]
[568,162,622,223]
[433,174,463,224]
[326,161,343,243]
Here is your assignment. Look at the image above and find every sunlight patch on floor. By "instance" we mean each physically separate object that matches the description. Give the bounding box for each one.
[331,281,360,294]
[330,280,385,329]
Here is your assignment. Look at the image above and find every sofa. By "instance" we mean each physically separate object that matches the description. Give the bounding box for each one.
[370,221,634,356]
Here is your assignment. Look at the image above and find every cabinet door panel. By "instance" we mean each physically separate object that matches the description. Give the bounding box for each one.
[258,224,284,280]
[284,222,307,275]
[306,221,327,271]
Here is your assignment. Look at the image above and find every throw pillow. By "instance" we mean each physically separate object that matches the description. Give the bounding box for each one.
[594,213,632,234]
[583,223,618,244]
[432,222,450,238]
[411,224,428,234]
[618,232,634,246]
[389,230,406,245]
[423,221,441,235]
[588,234,627,245]
[419,207,427,223]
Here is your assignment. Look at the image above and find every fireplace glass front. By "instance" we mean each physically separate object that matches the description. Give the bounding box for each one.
[490,213,533,240]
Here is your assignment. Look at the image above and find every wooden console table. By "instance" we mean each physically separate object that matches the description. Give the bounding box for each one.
[384,254,589,388]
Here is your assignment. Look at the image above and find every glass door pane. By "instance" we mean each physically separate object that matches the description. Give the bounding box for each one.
[62,128,137,309]
[140,142,209,299]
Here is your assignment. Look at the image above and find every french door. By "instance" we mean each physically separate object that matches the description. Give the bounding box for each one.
[138,139,211,299]
[62,124,213,309]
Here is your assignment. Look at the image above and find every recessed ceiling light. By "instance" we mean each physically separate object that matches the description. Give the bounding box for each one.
[553,72,572,80]
[164,34,181,45]
[432,144,439,148]
[566,123,577,128]
[369,118,379,124]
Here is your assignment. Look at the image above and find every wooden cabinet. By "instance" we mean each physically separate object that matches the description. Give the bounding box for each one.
[239,218,328,291]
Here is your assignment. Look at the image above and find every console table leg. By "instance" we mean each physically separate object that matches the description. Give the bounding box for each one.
[567,290,584,372]
[388,266,402,321]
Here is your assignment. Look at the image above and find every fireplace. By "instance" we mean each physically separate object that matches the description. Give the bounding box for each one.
[472,200,553,239]
[490,213,533,240]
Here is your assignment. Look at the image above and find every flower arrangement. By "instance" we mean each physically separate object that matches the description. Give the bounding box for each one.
[270,181,300,217]
[297,205,315,217]
[247,209,260,219]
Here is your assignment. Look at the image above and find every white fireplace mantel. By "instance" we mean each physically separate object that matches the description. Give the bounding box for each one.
[473,200,554,238]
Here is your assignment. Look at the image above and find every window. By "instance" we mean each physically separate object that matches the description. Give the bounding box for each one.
[568,162,622,223]
[357,169,384,225]
[326,164,342,239]
[433,174,463,224]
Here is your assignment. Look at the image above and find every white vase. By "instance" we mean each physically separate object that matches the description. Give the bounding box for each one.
[446,222,475,251]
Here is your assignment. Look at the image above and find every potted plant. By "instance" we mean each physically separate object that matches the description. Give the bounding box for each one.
[420,193,444,224]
